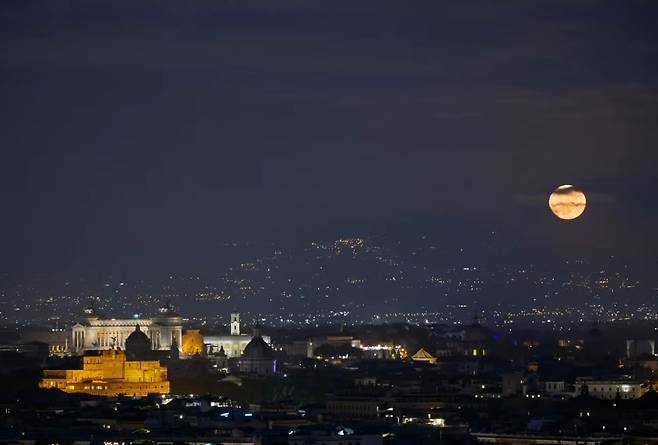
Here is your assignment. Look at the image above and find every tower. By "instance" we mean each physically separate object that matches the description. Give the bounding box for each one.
[230,313,240,336]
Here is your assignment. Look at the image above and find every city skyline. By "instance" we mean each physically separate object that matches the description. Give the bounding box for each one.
[3,2,658,443]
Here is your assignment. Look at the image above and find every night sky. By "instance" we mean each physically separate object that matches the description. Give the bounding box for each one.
[1,1,657,273]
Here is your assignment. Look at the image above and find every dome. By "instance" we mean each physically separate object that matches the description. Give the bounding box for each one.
[125,325,151,360]
[243,336,273,359]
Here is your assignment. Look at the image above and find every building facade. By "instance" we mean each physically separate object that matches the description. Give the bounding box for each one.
[181,329,205,356]
[204,313,271,358]
[40,349,169,397]
[574,379,648,400]
[70,304,183,355]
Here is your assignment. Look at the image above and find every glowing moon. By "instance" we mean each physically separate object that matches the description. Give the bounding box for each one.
[549,185,586,220]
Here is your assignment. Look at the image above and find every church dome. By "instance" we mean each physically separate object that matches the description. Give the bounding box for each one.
[243,336,273,359]
[125,325,151,360]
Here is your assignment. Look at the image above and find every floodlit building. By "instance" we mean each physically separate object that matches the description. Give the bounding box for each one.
[70,304,182,355]
[411,348,437,365]
[181,329,205,356]
[575,378,648,400]
[40,349,169,397]
[205,313,271,358]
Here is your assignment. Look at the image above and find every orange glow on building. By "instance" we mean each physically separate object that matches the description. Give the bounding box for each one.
[181,329,205,356]
[40,350,169,397]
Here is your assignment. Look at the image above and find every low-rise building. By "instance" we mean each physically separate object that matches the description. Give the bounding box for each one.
[544,381,566,395]
[574,378,647,400]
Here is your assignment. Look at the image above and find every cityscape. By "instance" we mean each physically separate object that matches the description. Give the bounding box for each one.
[2,1,658,445]
[1,233,658,444]
[2,235,657,328]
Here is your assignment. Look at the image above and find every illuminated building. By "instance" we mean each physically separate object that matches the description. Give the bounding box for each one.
[544,381,567,395]
[70,304,182,355]
[204,313,271,357]
[359,344,407,360]
[181,329,204,356]
[40,349,169,397]
[575,379,649,400]
[231,312,240,335]
[412,348,437,364]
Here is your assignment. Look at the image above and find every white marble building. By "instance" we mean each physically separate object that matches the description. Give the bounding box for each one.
[70,304,182,355]
[205,313,271,357]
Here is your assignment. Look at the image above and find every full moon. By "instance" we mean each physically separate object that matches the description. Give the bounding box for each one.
[548,185,586,220]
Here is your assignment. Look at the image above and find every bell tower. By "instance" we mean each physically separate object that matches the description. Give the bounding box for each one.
[230,313,240,336]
